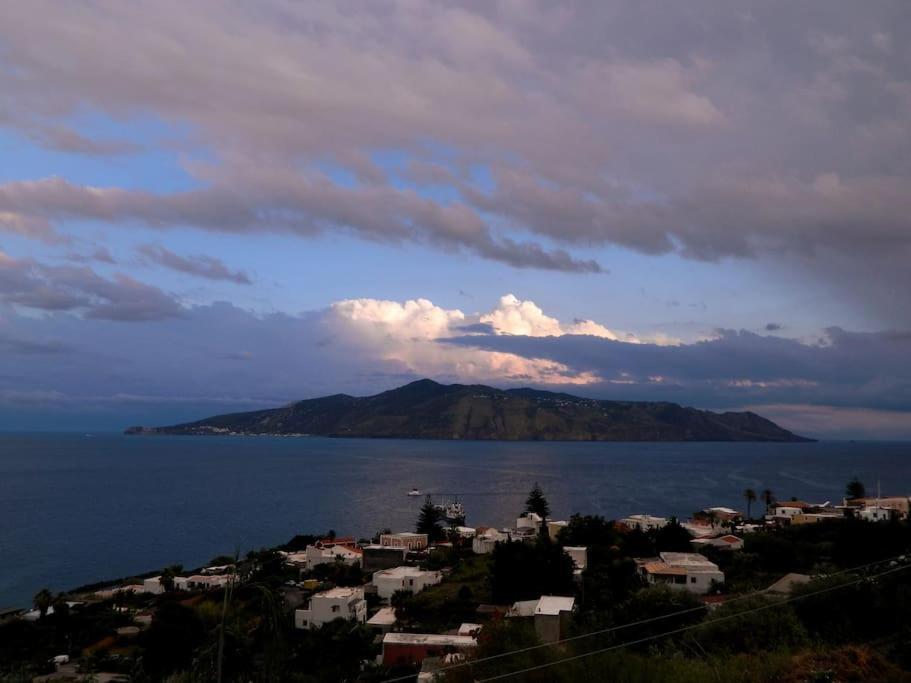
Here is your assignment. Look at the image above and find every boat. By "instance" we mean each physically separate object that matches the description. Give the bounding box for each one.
[407,488,422,497]
[435,501,466,522]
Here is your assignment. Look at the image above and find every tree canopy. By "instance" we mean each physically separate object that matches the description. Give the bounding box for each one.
[525,482,551,519]
[416,497,445,541]
[845,477,866,500]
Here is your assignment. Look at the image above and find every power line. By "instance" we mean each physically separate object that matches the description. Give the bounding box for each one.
[379,551,910,682]
[475,561,911,682]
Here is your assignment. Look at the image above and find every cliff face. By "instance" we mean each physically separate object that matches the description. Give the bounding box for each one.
[127,379,812,442]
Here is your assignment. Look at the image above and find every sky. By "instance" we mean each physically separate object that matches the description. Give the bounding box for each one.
[1,1,910,438]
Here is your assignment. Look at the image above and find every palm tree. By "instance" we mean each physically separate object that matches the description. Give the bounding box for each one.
[33,588,53,618]
[743,488,757,521]
[51,593,70,621]
[761,489,775,514]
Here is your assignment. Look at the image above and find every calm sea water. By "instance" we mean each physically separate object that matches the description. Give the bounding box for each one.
[1,433,909,607]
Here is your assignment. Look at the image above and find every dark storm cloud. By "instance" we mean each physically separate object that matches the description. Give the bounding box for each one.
[0,2,909,303]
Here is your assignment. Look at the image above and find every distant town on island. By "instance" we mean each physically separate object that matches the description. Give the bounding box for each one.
[3,478,910,681]
[125,379,811,442]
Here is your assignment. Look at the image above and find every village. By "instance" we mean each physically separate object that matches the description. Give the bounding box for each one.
[3,479,911,682]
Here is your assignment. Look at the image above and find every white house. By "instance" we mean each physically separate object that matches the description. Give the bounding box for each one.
[690,535,744,551]
[142,577,165,595]
[639,552,724,594]
[379,532,429,551]
[294,586,367,629]
[302,544,362,569]
[366,606,398,634]
[472,528,510,554]
[621,514,668,531]
[858,505,896,522]
[516,512,544,531]
[507,595,575,643]
[373,566,442,600]
[564,546,588,571]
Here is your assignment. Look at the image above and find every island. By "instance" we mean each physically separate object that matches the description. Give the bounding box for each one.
[126,379,812,442]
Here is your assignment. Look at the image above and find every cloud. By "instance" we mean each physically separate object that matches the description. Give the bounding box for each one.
[2,291,910,436]
[325,295,600,386]
[138,244,252,284]
[0,251,183,321]
[26,126,140,156]
[765,322,784,332]
[0,176,600,273]
[444,326,911,413]
[1,1,908,305]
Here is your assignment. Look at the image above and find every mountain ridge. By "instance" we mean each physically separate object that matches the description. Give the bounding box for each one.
[125,379,813,442]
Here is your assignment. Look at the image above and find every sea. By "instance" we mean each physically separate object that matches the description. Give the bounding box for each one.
[1,432,909,608]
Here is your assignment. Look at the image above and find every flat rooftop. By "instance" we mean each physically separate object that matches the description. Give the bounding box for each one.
[366,607,397,626]
[315,586,363,599]
[374,566,438,579]
[534,595,575,615]
[660,552,719,567]
[383,633,477,647]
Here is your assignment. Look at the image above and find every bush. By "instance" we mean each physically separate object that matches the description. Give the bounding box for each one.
[692,595,808,654]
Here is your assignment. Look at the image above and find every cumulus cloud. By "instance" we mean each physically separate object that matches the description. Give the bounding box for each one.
[138,244,252,284]
[1,1,909,307]
[325,295,602,386]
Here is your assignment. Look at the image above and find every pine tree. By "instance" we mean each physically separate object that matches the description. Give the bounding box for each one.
[525,482,550,519]
[416,496,444,541]
[845,477,866,500]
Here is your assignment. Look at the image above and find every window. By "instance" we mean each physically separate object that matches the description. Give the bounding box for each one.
[690,577,697,584]
[332,605,339,613]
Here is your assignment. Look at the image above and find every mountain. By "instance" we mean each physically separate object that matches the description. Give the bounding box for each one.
[125,379,812,442]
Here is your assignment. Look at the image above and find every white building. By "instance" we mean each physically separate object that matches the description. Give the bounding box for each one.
[294,586,367,629]
[507,595,575,643]
[366,606,398,634]
[373,566,443,600]
[858,505,896,522]
[622,514,668,531]
[379,532,429,551]
[472,527,510,554]
[516,512,544,531]
[302,544,362,569]
[639,552,724,594]
[142,577,165,595]
[690,535,744,551]
[564,546,588,571]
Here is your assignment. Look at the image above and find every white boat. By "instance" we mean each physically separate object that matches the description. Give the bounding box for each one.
[407,488,422,497]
